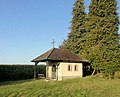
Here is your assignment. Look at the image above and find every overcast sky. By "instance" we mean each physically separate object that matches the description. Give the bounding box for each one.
[0,0,120,64]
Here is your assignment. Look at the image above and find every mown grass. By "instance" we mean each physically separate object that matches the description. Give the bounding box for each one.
[0,76,120,97]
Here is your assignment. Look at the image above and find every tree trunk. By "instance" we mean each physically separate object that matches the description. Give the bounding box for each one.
[92,69,96,75]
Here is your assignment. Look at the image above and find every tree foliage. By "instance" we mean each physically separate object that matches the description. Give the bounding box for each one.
[61,0,120,77]
[60,0,86,54]
[84,0,120,76]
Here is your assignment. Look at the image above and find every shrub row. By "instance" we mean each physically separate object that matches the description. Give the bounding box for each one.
[0,65,46,82]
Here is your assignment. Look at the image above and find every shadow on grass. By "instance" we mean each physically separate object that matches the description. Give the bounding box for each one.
[0,79,35,86]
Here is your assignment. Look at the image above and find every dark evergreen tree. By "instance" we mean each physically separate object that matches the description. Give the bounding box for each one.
[60,0,86,54]
[84,0,120,76]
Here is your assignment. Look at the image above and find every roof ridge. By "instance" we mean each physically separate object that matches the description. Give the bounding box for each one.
[65,49,88,62]
[47,48,55,60]
[64,49,78,55]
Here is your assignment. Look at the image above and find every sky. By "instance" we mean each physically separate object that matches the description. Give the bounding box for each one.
[0,0,120,64]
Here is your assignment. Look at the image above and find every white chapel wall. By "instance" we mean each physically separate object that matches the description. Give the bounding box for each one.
[59,62,83,80]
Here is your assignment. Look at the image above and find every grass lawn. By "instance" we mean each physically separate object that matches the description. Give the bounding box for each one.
[0,76,120,97]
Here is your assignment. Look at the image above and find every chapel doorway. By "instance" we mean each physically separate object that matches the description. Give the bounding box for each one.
[52,65,56,79]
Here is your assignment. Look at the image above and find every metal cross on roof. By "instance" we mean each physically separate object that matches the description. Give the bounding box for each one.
[52,39,55,48]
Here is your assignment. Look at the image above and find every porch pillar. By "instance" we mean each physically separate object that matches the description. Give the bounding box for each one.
[46,61,49,80]
[56,65,58,80]
[34,62,39,79]
[81,63,83,77]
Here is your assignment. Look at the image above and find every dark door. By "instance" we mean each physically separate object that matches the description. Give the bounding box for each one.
[52,65,56,79]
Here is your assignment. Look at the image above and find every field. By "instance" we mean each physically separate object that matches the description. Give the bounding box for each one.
[0,65,46,82]
[0,76,120,97]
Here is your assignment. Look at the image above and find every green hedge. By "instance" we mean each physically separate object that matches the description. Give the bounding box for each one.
[0,65,46,82]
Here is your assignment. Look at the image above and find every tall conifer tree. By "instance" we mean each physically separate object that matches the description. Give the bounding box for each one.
[84,0,120,76]
[60,0,86,54]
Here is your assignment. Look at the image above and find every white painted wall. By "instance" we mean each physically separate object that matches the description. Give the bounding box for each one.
[59,62,83,80]
[57,62,62,81]
[48,65,52,79]
[47,62,83,81]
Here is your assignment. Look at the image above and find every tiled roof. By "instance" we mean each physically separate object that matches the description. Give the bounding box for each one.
[31,48,88,63]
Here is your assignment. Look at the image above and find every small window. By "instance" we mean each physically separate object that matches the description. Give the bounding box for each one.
[68,65,72,71]
[74,65,78,71]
